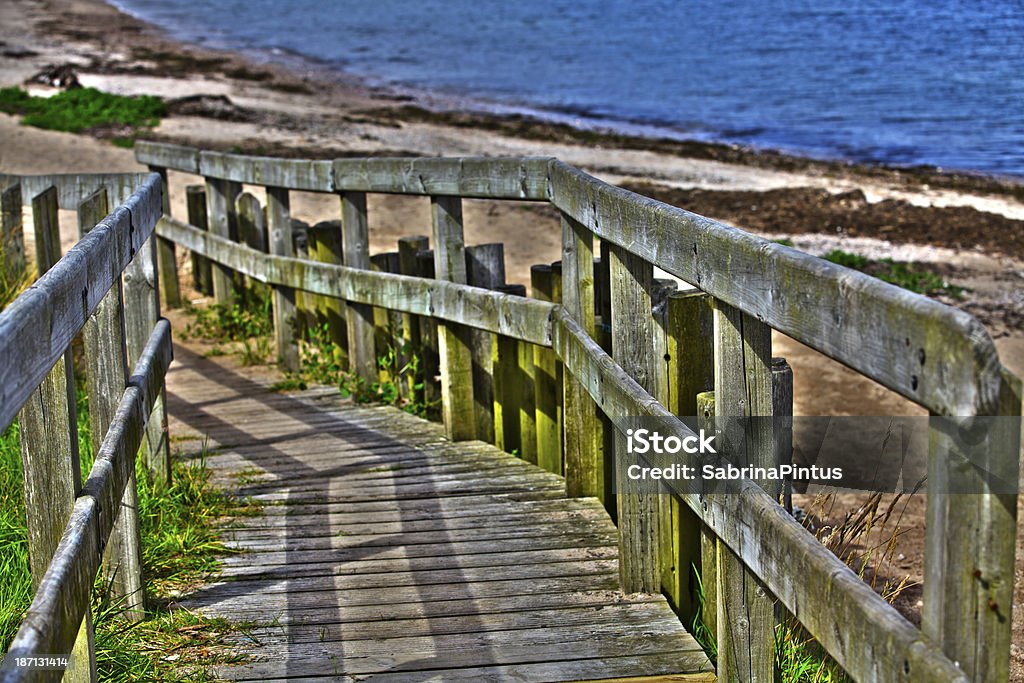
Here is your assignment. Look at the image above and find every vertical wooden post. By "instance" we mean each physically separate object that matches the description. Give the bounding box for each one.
[2,182,25,279]
[236,192,268,304]
[608,244,661,593]
[696,390,718,644]
[465,243,506,444]
[124,191,171,484]
[561,213,603,500]
[204,177,241,304]
[185,185,212,296]
[772,358,794,511]
[923,374,1021,682]
[78,189,145,623]
[416,249,442,409]
[307,222,348,366]
[551,260,565,470]
[532,264,562,475]
[370,252,401,384]
[266,186,299,372]
[431,195,475,441]
[397,236,429,402]
[596,243,616,517]
[21,186,97,683]
[660,290,714,623]
[494,283,527,456]
[713,299,776,683]
[150,166,181,309]
[342,193,377,383]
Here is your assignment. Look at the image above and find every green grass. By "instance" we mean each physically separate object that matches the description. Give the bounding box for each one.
[822,249,966,298]
[0,384,253,679]
[0,86,165,136]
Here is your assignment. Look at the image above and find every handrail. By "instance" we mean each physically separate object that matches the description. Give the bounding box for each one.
[131,141,1021,682]
[0,172,170,682]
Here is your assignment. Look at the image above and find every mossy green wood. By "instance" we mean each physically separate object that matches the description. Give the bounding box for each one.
[19,185,96,683]
[266,186,299,372]
[149,166,181,309]
[431,196,476,441]
[560,213,603,501]
[185,185,213,295]
[465,243,506,444]
[307,221,349,365]
[493,283,527,456]
[608,245,662,594]
[78,188,146,624]
[370,251,402,385]
[342,193,377,383]
[532,264,562,475]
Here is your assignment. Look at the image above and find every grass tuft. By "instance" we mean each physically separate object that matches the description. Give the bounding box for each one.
[822,249,966,298]
[0,86,166,135]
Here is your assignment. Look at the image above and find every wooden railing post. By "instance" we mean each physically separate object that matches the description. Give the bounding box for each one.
[204,177,241,304]
[494,283,528,456]
[696,390,718,645]
[78,189,145,622]
[307,221,348,364]
[430,195,475,441]
[924,374,1022,682]
[2,182,25,279]
[341,193,376,383]
[560,213,604,500]
[149,166,181,309]
[532,264,562,474]
[608,244,662,593]
[266,186,299,372]
[370,251,402,385]
[236,192,268,304]
[416,249,442,408]
[124,189,171,484]
[772,358,794,511]
[20,186,97,683]
[185,185,212,296]
[465,243,506,444]
[713,299,776,683]
[397,236,429,402]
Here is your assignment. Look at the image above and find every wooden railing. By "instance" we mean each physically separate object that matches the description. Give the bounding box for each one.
[1,139,1019,681]
[0,172,171,683]
[134,141,1021,682]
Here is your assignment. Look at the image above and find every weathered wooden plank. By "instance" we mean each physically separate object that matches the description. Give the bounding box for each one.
[493,284,527,457]
[134,141,200,174]
[431,195,475,440]
[465,243,506,443]
[0,174,161,433]
[415,249,442,406]
[561,212,603,500]
[198,150,333,192]
[370,251,402,385]
[1,172,151,210]
[532,264,563,475]
[78,189,145,623]
[608,245,661,594]
[397,235,430,402]
[1,183,25,278]
[204,176,241,304]
[265,186,299,372]
[923,371,1022,682]
[185,185,213,295]
[549,160,1003,418]
[696,391,718,644]
[339,192,376,382]
[1,321,171,683]
[123,192,170,484]
[149,166,181,309]
[332,156,552,199]
[551,308,968,682]
[17,186,96,683]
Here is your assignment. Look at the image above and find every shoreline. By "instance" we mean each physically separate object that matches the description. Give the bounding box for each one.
[11,0,1024,203]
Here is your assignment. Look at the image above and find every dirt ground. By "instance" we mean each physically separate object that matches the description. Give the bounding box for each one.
[3,0,1024,676]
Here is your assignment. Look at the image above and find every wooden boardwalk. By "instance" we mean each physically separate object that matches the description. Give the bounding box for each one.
[166,341,714,682]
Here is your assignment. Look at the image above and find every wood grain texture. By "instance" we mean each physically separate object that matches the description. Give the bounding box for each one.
[1,183,24,277]
[204,177,242,304]
[0,174,161,433]
[532,264,563,475]
[149,166,181,309]
[397,236,430,402]
[266,186,299,372]
[78,189,145,622]
[185,185,213,295]
[341,193,376,383]
[465,243,506,444]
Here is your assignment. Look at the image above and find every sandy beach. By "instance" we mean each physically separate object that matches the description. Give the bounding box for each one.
[4,0,1024,676]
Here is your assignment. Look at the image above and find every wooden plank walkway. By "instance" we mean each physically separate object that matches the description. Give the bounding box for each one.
[165,340,714,682]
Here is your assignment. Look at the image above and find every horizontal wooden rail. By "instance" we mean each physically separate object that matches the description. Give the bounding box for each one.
[157,215,556,346]
[0,174,162,432]
[550,308,967,682]
[135,142,552,199]
[0,319,172,683]
[0,173,151,210]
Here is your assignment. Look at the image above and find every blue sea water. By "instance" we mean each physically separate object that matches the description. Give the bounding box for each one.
[110,0,1024,177]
